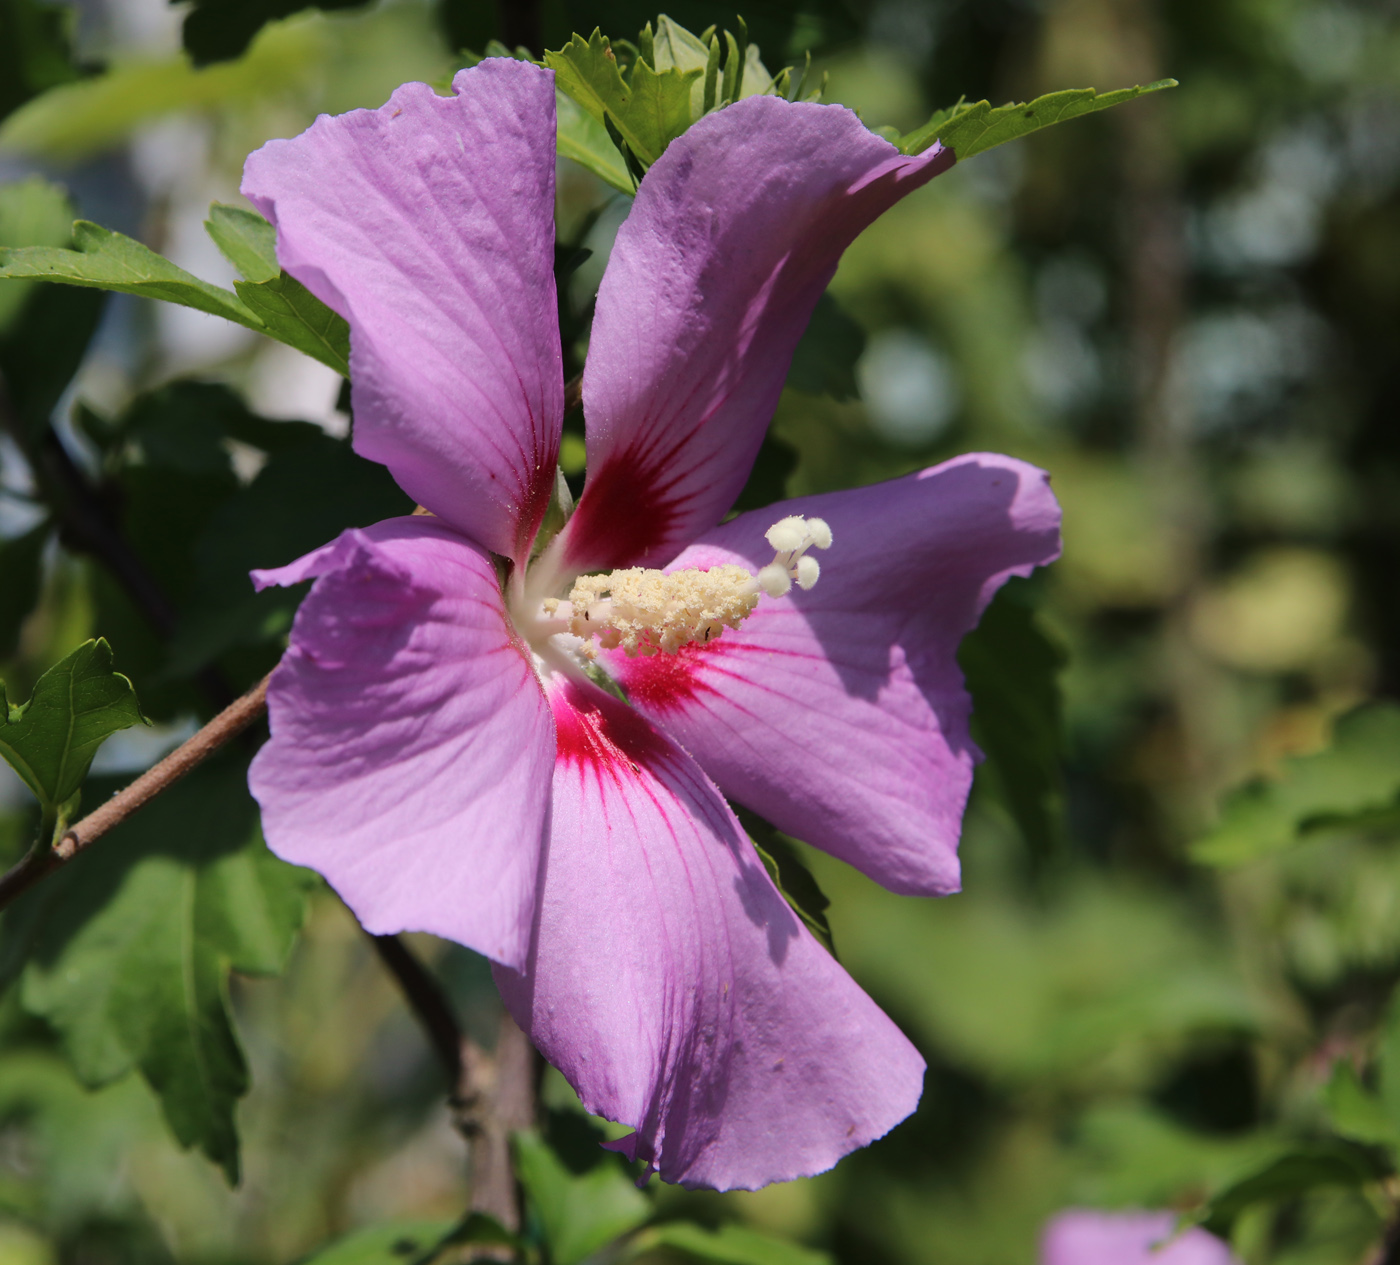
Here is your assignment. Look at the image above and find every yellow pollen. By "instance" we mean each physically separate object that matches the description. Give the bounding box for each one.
[562,564,760,657]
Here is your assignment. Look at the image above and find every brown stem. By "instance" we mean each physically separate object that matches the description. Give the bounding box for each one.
[0,673,269,911]
[368,931,535,1234]
[369,932,465,1085]
[1366,1212,1400,1265]
[464,1011,536,1233]
[564,370,582,416]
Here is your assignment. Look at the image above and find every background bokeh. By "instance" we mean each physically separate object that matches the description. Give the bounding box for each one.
[3,0,1400,1262]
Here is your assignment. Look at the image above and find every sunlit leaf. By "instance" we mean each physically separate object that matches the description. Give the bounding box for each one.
[556,90,633,193]
[899,80,1178,160]
[0,639,145,825]
[0,220,257,325]
[234,273,350,376]
[546,29,700,170]
[0,758,315,1182]
[1193,704,1400,866]
[204,201,278,283]
[0,173,74,329]
[0,215,349,375]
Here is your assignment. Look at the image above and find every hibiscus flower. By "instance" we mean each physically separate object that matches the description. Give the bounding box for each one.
[242,57,1061,1190]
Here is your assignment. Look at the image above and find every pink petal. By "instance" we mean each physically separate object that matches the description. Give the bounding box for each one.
[494,676,924,1191]
[607,454,1061,897]
[1041,1211,1239,1265]
[249,517,554,969]
[241,60,563,567]
[561,98,954,572]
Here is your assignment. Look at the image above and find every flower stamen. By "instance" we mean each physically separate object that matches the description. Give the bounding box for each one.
[545,515,833,657]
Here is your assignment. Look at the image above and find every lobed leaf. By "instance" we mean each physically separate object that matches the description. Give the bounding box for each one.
[1,758,315,1182]
[546,28,701,171]
[1192,703,1400,866]
[0,638,145,822]
[899,79,1178,161]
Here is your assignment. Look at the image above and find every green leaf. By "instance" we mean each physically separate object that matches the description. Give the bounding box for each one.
[0,174,76,330]
[207,202,350,373]
[0,220,259,326]
[556,90,634,193]
[0,215,350,375]
[1323,1059,1395,1147]
[234,273,350,376]
[204,201,278,282]
[735,808,836,957]
[171,423,413,674]
[546,29,700,170]
[627,1222,832,1265]
[729,434,798,515]
[958,579,1067,861]
[786,291,866,401]
[899,79,1178,160]
[1379,989,1400,1143]
[624,57,702,164]
[652,15,710,74]
[181,0,367,66]
[296,1212,520,1264]
[514,1127,649,1265]
[0,279,104,441]
[0,521,50,659]
[0,639,145,821]
[292,1219,456,1264]
[1192,703,1400,866]
[1195,1139,1392,1238]
[546,32,634,142]
[2,758,315,1182]
[0,182,105,441]
[0,0,86,124]
[0,25,318,159]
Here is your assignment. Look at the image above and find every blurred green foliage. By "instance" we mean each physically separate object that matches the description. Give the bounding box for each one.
[0,1,1398,1264]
